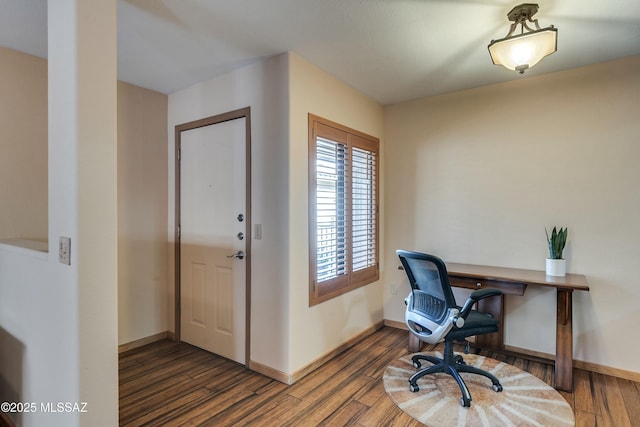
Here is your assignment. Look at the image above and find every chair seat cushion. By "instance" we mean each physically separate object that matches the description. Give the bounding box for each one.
[446,310,499,341]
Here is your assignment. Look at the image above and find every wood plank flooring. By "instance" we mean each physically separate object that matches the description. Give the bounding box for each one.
[119,327,640,426]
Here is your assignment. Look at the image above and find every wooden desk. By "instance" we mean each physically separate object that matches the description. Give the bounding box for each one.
[407,263,589,392]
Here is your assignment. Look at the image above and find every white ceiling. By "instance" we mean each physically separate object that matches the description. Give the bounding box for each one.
[1,0,639,105]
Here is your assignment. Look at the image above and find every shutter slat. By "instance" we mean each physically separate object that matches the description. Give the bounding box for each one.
[316,137,348,282]
[352,147,376,272]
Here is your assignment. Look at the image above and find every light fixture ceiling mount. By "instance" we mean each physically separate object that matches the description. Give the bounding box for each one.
[488,3,557,74]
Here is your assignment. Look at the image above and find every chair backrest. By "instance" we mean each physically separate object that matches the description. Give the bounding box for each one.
[397,250,457,325]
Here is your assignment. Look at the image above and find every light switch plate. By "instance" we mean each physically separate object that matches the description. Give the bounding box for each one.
[59,236,71,265]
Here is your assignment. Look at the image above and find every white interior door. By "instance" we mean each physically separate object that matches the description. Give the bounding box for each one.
[180,118,246,364]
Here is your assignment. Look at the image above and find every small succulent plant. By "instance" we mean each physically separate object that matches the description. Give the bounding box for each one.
[546,226,568,259]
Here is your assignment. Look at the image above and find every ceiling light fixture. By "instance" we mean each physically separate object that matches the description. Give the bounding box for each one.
[488,3,557,74]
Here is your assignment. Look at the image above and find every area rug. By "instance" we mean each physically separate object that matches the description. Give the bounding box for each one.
[383,352,574,427]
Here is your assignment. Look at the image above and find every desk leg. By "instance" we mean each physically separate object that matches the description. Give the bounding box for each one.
[556,289,574,392]
[408,332,420,353]
[476,294,505,350]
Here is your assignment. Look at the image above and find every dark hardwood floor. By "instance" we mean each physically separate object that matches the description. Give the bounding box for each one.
[119,327,640,426]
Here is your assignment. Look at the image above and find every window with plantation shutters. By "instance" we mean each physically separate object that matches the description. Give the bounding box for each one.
[309,114,379,306]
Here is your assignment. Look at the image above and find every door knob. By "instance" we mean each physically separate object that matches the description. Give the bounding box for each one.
[226,250,244,260]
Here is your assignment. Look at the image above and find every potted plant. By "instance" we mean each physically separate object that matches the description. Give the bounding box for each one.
[545,226,567,276]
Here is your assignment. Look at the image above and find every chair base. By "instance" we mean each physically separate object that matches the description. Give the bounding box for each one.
[409,341,502,407]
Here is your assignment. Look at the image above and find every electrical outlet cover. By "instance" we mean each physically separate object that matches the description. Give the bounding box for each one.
[59,236,71,265]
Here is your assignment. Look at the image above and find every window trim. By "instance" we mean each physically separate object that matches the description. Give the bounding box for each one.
[308,114,380,306]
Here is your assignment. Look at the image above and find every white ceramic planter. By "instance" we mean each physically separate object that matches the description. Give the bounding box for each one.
[546,258,566,277]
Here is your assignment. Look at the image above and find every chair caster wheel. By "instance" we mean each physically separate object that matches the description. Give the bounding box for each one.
[453,355,466,365]
[409,383,419,393]
[492,384,503,392]
[459,397,471,407]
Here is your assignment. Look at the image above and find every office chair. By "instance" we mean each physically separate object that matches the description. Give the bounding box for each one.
[397,250,504,407]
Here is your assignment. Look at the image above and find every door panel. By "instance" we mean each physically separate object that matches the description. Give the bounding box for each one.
[179,117,246,363]
[189,261,206,326]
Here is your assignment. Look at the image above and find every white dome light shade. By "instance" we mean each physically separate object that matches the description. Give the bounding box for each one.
[489,27,557,73]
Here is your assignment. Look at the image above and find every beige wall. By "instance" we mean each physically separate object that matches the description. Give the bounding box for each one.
[383,56,640,373]
[167,53,385,379]
[168,54,290,374]
[0,47,47,240]
[0,48,170,347]
[288,53,385,374]
[117,81,169,345]
[0,48,168,344]
[1,15,163,420]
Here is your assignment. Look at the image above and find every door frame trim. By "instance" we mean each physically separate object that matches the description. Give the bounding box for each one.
[174,107,252,365]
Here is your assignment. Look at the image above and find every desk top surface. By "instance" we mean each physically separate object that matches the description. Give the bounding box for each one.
[446,262,590,291]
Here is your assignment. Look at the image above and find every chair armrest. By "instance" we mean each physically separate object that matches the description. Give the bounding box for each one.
[459,288,502,318]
